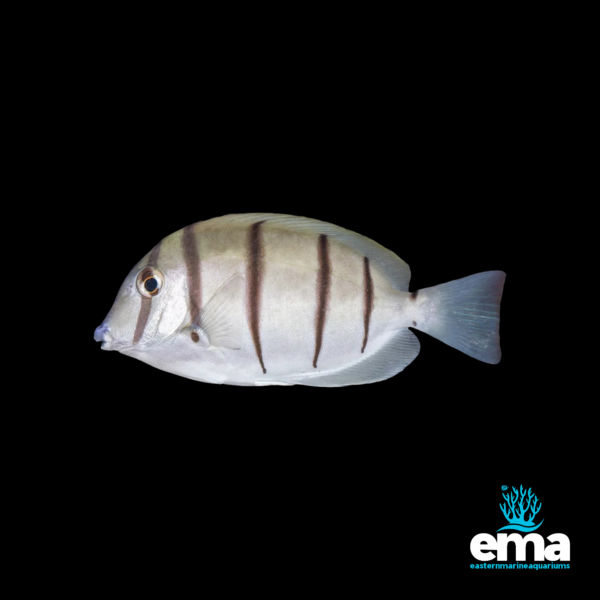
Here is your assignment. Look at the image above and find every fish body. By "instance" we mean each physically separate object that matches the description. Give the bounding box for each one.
[95,214,505,386]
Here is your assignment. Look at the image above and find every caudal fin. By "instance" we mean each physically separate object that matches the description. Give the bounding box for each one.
[415,271,506,364]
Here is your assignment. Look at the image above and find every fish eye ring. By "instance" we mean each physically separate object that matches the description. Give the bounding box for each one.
[136,267,164,298]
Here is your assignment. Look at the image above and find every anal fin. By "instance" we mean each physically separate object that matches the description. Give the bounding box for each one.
[282,328,420,387]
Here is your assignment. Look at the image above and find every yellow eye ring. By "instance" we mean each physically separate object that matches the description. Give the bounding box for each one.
[136,267,164,298]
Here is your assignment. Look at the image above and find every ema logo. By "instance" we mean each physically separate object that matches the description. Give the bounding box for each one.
[470,485,570,566]
[498,485,543,532]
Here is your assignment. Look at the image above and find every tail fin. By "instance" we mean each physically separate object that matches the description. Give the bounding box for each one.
[415,271,506,364]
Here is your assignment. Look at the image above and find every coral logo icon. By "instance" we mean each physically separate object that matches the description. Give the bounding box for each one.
[498,485,543,532]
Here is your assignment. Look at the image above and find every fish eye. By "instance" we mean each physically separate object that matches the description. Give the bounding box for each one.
[136,267,164,298]
[145,277,158,292]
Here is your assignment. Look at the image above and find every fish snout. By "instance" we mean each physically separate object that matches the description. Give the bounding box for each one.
[94,323,110,342]
[94,323,115,349]
[94,322,131,351]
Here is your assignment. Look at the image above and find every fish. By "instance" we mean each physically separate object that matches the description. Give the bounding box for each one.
[94,213,506,386]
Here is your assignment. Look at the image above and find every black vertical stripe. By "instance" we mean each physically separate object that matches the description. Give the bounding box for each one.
[248,221,267,374]
[133,243,161,345]
[183,224,201,339]
[361,256,374,353]
[313,234,331,368]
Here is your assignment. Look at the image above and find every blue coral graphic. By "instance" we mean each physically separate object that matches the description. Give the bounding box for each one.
[498,485,544,532]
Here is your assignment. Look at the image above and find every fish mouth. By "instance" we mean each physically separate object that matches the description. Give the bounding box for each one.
[101,341,135,352]
[107,339,162,353]
[96,310,169,352]
[95,326,135,352]
[96,321,144,352]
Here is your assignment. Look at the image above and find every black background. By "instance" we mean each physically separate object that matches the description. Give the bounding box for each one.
[76,157,584,582]
[46,18,592,589]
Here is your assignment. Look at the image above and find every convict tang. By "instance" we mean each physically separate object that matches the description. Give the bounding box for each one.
[94,214,506,386]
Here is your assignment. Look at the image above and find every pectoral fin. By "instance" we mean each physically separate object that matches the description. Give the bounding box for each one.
[182,273,244,350]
